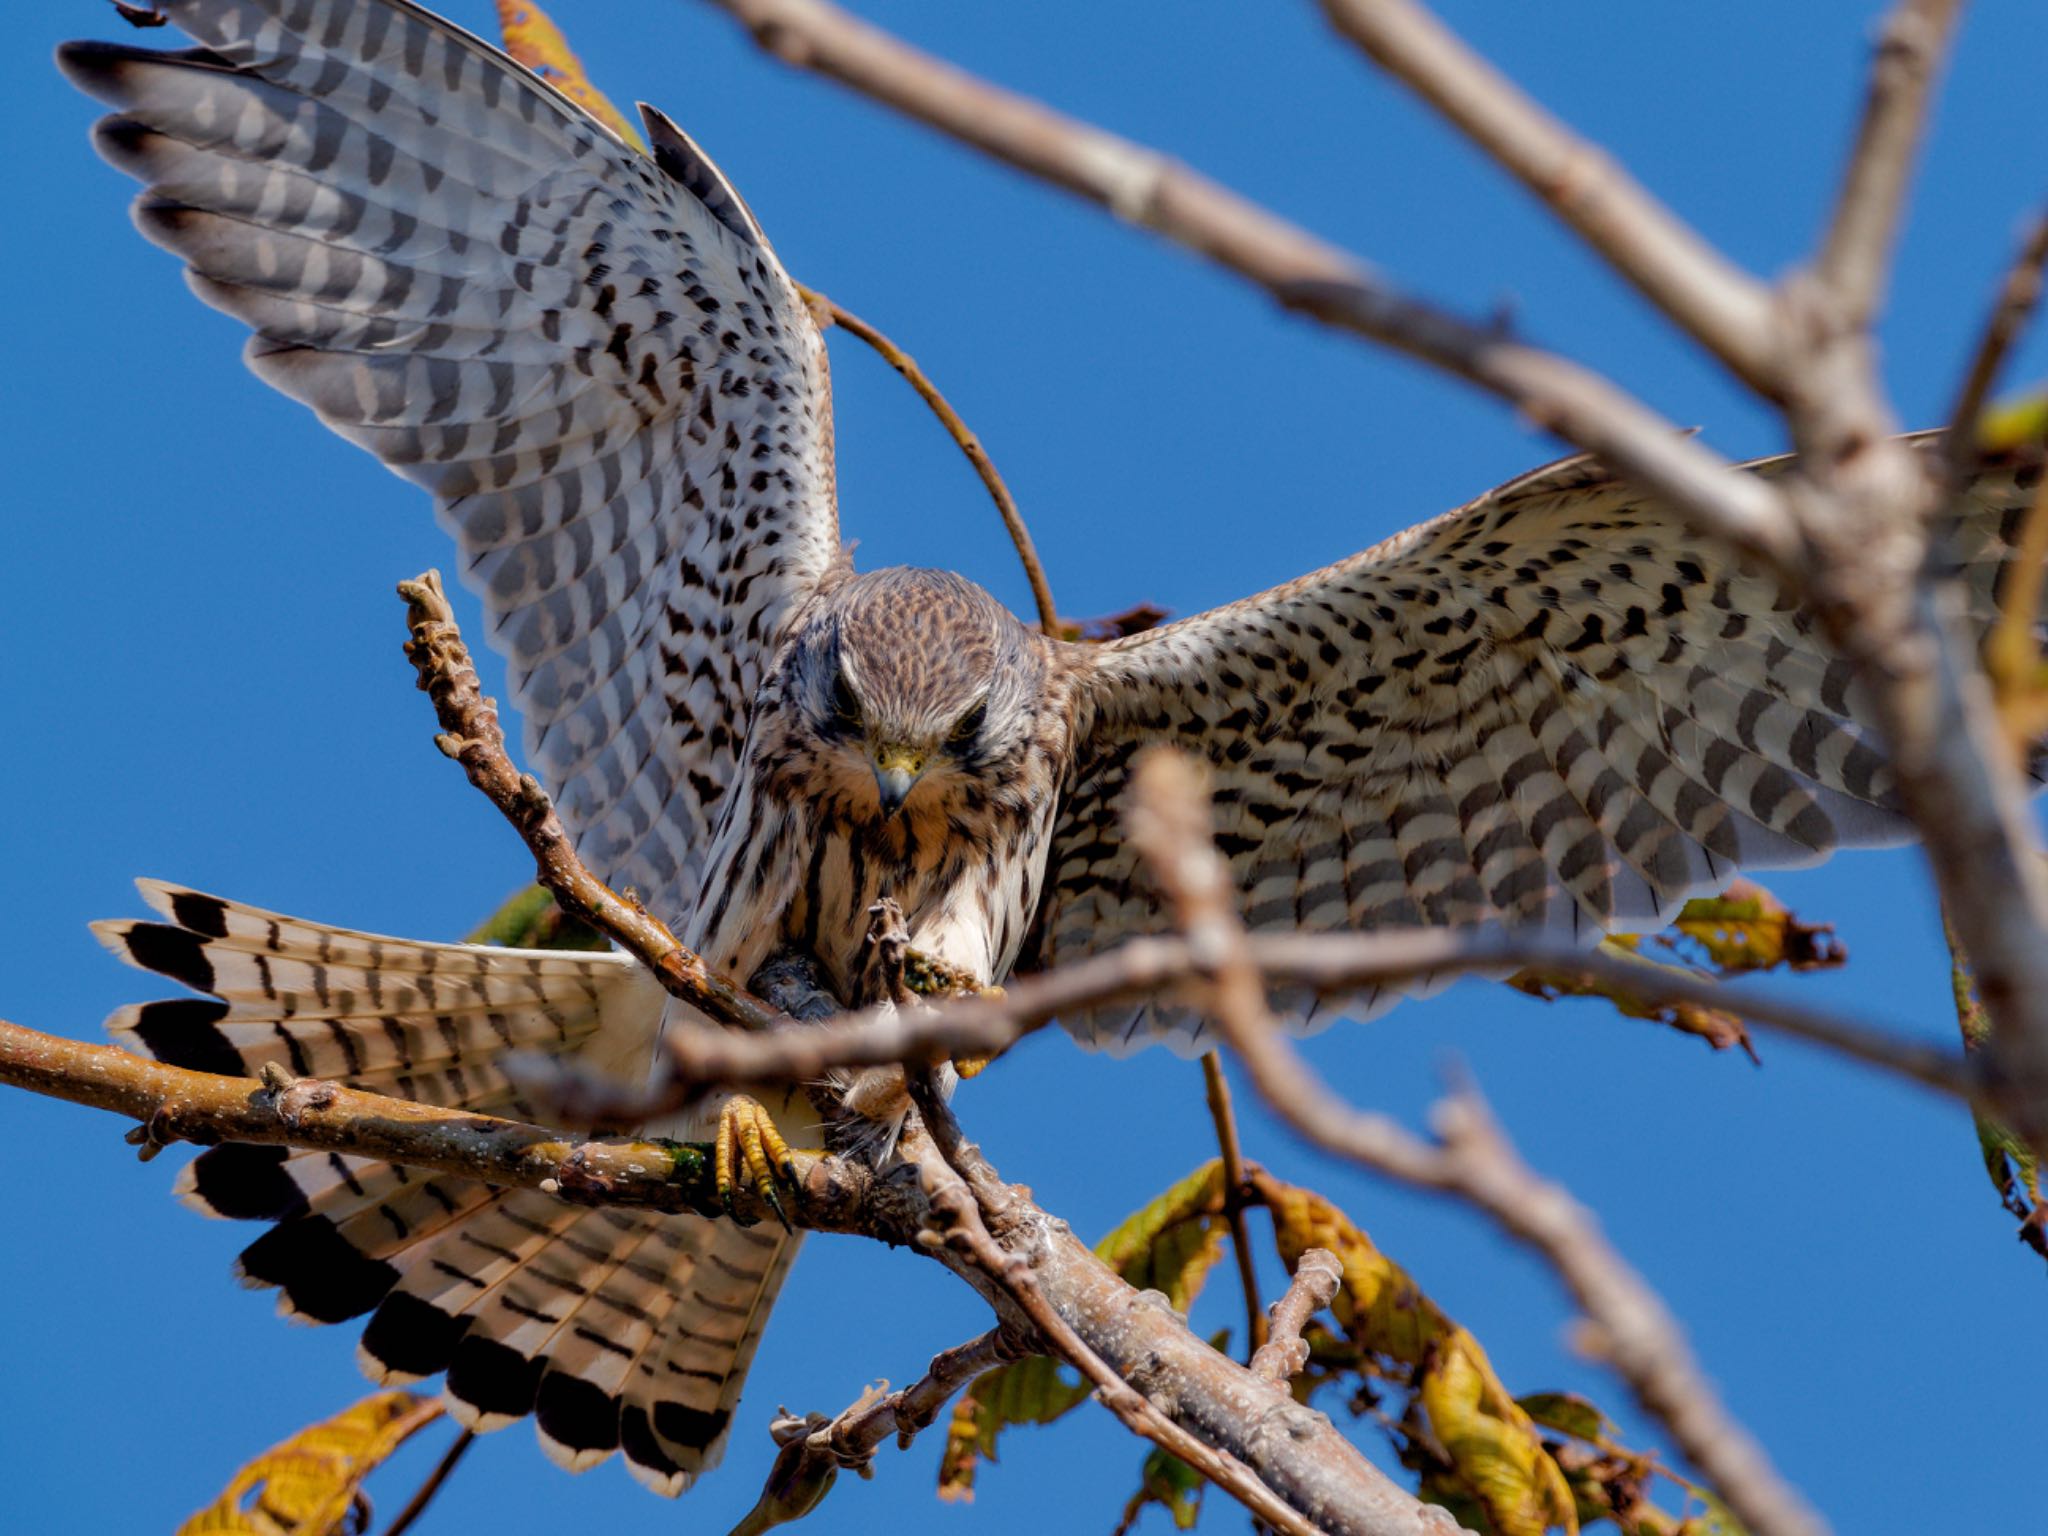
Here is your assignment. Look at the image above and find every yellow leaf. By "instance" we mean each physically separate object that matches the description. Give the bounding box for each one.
[178,1391,444,1536]
[1094,1158,1229,1314]
[937,1357,1089,1502]
[1261,1174,1576,1535]
[1660,880,1843,975]
[495,0,647,151]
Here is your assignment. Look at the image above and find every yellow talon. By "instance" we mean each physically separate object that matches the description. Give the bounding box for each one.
[714,1094,800,1230]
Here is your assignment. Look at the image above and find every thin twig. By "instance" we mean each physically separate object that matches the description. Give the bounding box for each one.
[1201,1050,1267,1355]
[733,1329,1032,1532]
[1943,210,2048,482]
[1123,747,1830,1536]
[1250,1248,1344,1385]
[800,287,1060,636]
[379,1427,475,1536]
[905,1090,1330,1536]
[1316,0,1776,389]
[1814,0,1967,328]
[397,571,794,1035]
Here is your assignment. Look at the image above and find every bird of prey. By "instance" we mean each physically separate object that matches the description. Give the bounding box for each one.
[61,0,2044,1497]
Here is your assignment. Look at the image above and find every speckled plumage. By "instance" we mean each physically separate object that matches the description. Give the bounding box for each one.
[64,0,2046,1501]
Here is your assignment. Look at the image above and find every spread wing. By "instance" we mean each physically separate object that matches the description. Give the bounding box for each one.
[62,0,842,927]
[1036,438,2046,1054]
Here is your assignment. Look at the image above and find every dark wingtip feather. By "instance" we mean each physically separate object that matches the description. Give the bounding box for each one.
[536,1371,621,1458]
[362,1292,471,1381]
[118,922,215,993]
[620,1405,685,1486]
[186,1144,308,1221]
[448,1336,543,1421]
[124,997,239,1074]
[239,1217,398,1324]
[652,1400,730,1456]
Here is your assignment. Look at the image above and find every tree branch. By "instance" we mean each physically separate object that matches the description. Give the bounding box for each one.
[1815,0,1967,328]
[1250,1248,1344,1385]
[0,1007,1458,1536]
[685,0,1803,579]
[799,288,1060,637]
[397,571,795,1036]
[733,1328,1033,1533]
[1202,1049,1268,1356]
[1121,747,1828,1536]
[1315,0,1779,390]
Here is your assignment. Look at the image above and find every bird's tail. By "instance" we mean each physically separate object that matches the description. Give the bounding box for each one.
[95,880,796,1493]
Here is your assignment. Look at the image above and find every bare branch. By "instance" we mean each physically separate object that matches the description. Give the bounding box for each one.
[610,921,1996,1136]
[0,1009,1463,1535]
[1200,1050,1268,1355]
[733,1328,1032,1532]
[799,287,1061,636]
[686,0,1803,577]
[1816,0,1968,327]
[1943,211,2048,480]
[1123,748,1830,1536]
[397,571,794,1035]
[378,1428,476,1536]
[907,1101,1334,1536]
[1316,0,1778,389]
[1250,1248,1344,1385]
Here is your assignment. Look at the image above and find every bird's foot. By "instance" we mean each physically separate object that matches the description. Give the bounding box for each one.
[714,1093,802,1231]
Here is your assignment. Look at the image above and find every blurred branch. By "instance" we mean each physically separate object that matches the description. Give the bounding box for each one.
[685,0,1801,577]
[1122,747,1828,1536]
[1814,0,1965,329]
[1316,0,1777,388]
[1942,212,2048,480]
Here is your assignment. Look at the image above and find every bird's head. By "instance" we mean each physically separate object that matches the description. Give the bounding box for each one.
[785,568,1048,819]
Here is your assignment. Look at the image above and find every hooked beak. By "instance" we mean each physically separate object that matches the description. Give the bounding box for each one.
[872,744,927,817]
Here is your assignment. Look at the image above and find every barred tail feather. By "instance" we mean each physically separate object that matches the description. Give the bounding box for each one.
[92,881,775,1490]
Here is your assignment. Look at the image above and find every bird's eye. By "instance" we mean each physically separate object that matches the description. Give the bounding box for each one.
[948,700,987,750]
[829,669,861,728]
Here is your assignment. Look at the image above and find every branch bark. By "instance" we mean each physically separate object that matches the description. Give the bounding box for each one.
[1122,748,1829,1536]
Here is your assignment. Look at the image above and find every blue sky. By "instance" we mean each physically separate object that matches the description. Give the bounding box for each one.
[4,1,2045,1532]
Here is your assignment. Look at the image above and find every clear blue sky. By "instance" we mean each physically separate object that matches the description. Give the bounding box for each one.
[5,2,2045,1531]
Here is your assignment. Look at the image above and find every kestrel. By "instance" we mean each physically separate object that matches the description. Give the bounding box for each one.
[62,0,2045,1495]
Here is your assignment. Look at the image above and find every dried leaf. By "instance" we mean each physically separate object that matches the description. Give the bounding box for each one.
[1259,1174,1576,1536]
[936,1356,1089,1502]
[495,0,647,151]
[178,1391,443,1536]
[465,884,609,951]
[1510,938,1756,1060]
[1656,880,1843,974]
[1058,602,1170,644]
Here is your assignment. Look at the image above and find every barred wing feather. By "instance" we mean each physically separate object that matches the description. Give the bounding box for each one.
[1040,438,2047,1054]
[61,0,842,929]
